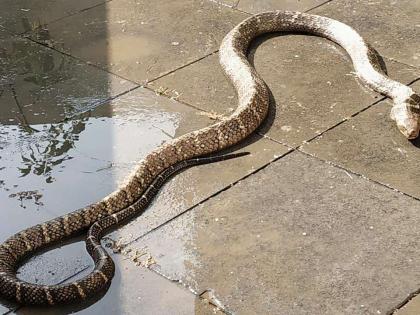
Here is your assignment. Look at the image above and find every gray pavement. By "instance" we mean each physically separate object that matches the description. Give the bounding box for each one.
[0,0,419,314]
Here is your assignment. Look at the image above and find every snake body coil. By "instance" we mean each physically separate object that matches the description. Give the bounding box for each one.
[0,11,419,305]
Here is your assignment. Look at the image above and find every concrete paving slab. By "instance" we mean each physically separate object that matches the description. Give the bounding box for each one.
[302,80,420,199]
[129,151,420,315]
[0,0,107,34]
[15,253,210,315]
[29,0,247,83]
[312,0,420,68]
[151,35,420,147]
[237,0,329,14]
[0,31,136,125]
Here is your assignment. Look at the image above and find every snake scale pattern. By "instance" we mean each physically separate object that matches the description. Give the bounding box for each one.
[0,11,419,306]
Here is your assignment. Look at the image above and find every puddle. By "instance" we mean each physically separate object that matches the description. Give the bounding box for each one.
[0,82,214,313]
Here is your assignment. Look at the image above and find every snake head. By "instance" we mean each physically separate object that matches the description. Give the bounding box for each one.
[390,93,420,139]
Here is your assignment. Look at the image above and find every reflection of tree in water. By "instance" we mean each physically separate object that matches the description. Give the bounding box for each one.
[0,21,69,90]
[0,22,89,182]
[18,115,88,183]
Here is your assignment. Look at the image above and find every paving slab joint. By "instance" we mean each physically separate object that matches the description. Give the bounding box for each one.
[114,251,231,314]
[297,149,420,204]
[232,0,241,9]
[59,84,142,124]
[257,132,297,150]
[143,85,215,114]
[24,35,140,86]
[146,51,219,84]
[383,57,420,72]
[387,290,420,315]
[305,0,335,13]
[199,289,232,314]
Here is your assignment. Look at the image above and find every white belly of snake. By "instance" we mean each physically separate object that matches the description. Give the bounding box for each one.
[0,10,419,305]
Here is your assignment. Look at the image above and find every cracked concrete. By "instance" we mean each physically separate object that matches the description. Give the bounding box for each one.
[0,0,420,314]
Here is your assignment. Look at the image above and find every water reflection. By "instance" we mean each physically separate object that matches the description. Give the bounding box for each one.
[0,114,91,212]
[16,118,87,182]
[0,27,75,129]
[1,25,67,86]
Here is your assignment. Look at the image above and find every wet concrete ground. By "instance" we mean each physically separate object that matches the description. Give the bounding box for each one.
[0,0,419,314]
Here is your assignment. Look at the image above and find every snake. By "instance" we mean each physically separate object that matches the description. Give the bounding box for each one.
[0,10,419,306]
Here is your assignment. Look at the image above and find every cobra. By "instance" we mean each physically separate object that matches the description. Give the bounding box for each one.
[0,11,419,305]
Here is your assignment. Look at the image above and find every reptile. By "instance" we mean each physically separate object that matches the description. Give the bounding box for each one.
[0,11,419,305]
